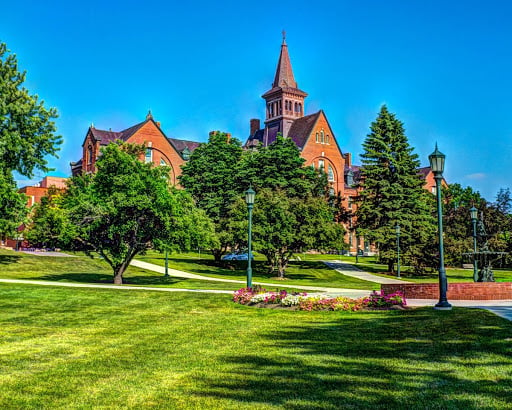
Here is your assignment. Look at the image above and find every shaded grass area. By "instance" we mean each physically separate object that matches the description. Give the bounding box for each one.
[137,251,378,290]
[1,283,511,409]
[0,249,241,291]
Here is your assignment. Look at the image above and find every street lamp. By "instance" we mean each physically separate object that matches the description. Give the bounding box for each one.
[164,249,170,276]
[395,224,401,278]
[245,187,255,288]
[429,144,452,310]
[470,206,478,282]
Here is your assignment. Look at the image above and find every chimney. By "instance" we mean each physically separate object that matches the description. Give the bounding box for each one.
[344,152,352,167]
[250,119,260,136]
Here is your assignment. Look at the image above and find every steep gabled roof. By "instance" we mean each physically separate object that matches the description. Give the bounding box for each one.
[287,112,321,149]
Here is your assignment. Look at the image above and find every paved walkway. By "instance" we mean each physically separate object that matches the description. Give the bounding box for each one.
[323,260,412,284]
[130,260,371,298]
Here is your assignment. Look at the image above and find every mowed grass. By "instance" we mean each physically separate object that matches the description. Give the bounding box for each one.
[1,283,511,409]
[0,249,242,291]
[137,251,379,290]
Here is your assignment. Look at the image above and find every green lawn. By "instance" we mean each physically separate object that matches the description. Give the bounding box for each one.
[0,249,242,291]
[1,283,511,409]
[137,251,379,290]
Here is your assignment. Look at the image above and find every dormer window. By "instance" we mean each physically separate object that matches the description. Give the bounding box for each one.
[182,147,191,161]
[346,170,354,187]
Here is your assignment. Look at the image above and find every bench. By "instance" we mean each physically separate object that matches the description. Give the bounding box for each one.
[462,263,474,269]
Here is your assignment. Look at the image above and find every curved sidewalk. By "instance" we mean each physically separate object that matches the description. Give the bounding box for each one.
[323,260,412,284]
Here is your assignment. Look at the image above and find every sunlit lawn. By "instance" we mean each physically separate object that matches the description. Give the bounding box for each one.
[0,249,241,291]
[1,283,511,409]
[137,251,379,290]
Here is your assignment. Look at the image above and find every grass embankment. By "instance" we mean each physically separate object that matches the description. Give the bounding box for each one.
[1,283,511,409]
[0,249,241,291]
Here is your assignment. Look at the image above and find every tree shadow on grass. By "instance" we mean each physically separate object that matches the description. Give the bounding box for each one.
[191,308,512,409]
[36,273,188,286]
[0,254,22,265]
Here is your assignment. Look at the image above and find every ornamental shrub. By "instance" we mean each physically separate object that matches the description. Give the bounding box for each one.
[365,290,407,308]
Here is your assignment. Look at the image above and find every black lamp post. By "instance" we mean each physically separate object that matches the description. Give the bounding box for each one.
[395,224,401,278]
[245,187,255,288]
[164,249,170,276]
[429,144,452,310]
[470,206,478,282]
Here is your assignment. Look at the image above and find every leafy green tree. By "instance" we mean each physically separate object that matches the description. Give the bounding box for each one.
[179,132,243,261]
[230,135,344,277]
[0,42,61,236]
[64,142,216,284]
[24,186,76,249]
[442,183,485,266]
[238,134,328,198]
[356,105,435,272]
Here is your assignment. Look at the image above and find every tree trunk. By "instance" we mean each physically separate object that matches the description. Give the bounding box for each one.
[388,260,394,273]
[113,265,126,284]
[212,249,223,263]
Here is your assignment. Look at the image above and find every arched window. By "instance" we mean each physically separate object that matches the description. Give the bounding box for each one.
[325,134,330,144]
[298,103,302,114]
[320,130,325,144]
[318,159,325,170]
[160,158,167,166]
[315,132,319,143]
[87,145,93,164]
[328,165,334,181]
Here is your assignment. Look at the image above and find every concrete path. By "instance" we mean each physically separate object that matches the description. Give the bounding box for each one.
[130,259,371,298]
[323,260,412,284]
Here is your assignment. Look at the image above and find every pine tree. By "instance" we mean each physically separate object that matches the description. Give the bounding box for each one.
[356,105,434,272]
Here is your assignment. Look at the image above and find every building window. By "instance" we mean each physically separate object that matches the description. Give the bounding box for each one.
[325,134,330,144]
[87,145,93,165]
[348,197,353,209]
[318,159,324,170]
[315,132,319,143]
[320,130,325,144]
[329,187,335,196]
[160,158,167,166]
[328,165,334,181]
[145,148,153,163]
[298,103,302,114]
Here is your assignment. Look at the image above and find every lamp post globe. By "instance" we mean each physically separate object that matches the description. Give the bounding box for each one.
[429,144,452,310]
[245,187,255,288]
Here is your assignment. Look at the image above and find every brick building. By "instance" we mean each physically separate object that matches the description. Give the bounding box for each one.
[70,112,199,185]
[245,34,363,252]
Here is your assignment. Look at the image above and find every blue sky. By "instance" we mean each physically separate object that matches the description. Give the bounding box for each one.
[3,0,512,200]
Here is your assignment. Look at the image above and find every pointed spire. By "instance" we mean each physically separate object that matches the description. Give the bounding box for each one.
[146,110,153,120]
[272,32,297,89]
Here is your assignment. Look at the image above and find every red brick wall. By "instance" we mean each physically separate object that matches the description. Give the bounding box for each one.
[300,112,346,195]
[382,282,512,300]
[125,121,184,185]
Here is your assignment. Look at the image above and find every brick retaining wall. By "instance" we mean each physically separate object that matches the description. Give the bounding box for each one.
[381,282,512,300]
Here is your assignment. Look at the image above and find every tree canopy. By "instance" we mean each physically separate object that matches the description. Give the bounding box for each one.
[64,142,216,284]
[0,42,61,236]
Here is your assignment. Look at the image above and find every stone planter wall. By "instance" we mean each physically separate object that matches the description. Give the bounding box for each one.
[381,282,512,300]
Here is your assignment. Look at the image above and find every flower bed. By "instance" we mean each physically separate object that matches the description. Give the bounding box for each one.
[233,287,407,311]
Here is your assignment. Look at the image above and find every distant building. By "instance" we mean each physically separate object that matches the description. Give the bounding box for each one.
[70,112,200,185]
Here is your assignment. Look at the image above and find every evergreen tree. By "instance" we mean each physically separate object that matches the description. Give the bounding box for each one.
[356,105,434,272]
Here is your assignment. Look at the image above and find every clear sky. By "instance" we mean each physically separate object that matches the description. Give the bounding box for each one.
[3,0,512,201]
